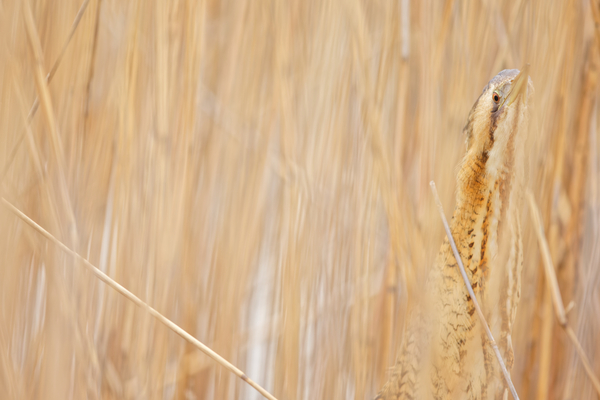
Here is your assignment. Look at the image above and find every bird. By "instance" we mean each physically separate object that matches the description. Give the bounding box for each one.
[376,67,533,400]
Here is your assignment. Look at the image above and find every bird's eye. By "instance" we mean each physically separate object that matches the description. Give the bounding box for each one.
[492,92,501,103]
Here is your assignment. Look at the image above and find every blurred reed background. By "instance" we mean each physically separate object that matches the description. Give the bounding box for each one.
[0,0,599,399]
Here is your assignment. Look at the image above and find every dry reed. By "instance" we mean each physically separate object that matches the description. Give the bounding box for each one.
[0,1,599,399]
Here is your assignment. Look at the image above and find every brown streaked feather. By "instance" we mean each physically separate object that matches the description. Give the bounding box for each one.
[376,69,532,400]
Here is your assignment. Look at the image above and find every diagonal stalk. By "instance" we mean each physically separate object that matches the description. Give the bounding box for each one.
[430,181,520,400]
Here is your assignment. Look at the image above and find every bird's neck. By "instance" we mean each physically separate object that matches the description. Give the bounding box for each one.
[423,147,521,397]
[447,150,508,287]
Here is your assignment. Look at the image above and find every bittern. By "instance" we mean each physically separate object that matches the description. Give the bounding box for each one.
[377,68,533,400]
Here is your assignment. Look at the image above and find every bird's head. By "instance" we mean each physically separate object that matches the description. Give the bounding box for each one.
[463,66,533,181]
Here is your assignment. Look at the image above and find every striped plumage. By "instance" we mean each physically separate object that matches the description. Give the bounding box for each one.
[377,68,532,400]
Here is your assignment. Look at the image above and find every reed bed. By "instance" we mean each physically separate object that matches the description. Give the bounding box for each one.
[0,1,598,399]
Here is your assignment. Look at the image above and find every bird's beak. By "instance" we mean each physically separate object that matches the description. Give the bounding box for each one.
[505,64,530,108]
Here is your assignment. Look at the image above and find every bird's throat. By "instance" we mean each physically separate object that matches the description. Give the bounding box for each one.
[449,151,500,289]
